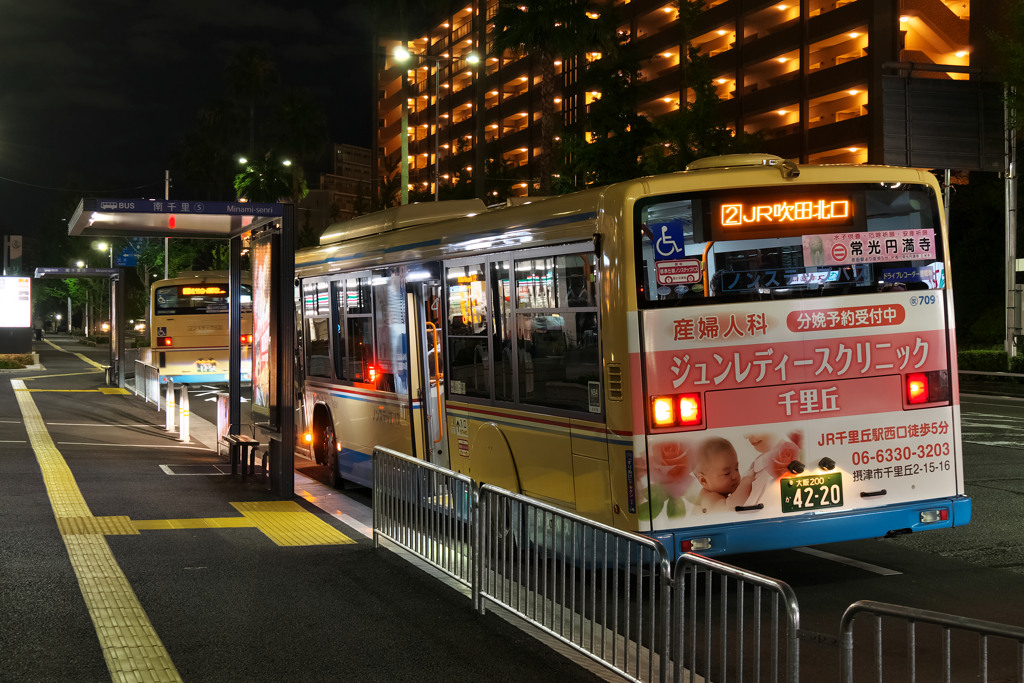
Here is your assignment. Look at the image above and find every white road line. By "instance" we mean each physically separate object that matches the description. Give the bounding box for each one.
[0,420,22,423]
[793,547,903,575]
[0,440,27,443]
[56,442,209,449]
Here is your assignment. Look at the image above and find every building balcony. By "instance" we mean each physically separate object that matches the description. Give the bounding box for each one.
[742,22,802,67]
[807,115,870,155]
[807,56,870,98]
[739,76,802,118]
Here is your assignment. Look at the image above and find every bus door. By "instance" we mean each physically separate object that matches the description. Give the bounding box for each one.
[412,277,450,467]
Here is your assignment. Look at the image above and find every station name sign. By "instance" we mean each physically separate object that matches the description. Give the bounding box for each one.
[94,199,284,217]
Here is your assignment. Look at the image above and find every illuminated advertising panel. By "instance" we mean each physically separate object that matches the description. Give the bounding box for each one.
[0,277,31,327]
[251,240,273,417]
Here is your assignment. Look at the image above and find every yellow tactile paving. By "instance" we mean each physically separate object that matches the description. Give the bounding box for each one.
[11,379,183,683]
[231,501,356,546]
[57,516,139,536]
[98,387,131,395]
[42,338,108,370]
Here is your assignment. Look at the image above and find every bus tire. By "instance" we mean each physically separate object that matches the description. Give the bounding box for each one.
[323,424,341,489]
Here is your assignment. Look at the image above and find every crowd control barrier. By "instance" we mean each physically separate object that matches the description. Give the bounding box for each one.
[372,447,475,587]
[841,600,1024,683]
[672,553,800,683]
[132,361,161,410]
[477,484,672,683]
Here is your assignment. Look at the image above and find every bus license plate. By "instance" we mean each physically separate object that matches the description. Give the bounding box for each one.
[196,360,218,373]
[781,472,843,513]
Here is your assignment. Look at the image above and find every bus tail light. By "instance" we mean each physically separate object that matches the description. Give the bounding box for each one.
[160,337,173,347]
[368,365,377,383]
[651,393,703,428]
[907,373,928,404]
[303,432,313,443]
[241,334,253,344]
[678,394,701,425]
[906,370,949,406]
[919,509,948,524]
[652,396,675,427]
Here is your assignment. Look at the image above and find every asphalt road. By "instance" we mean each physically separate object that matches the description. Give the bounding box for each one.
[14,337,1024,681]
[0,336,609,683]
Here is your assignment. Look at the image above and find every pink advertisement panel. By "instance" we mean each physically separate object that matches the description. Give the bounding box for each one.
[638,291,957,530]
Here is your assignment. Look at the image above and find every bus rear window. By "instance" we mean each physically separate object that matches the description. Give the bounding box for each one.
[155,284,252,315]
[635,183,945,307]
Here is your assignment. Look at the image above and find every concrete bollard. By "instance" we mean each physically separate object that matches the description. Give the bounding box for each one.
[165,381,176,432]
[179,385,190,443]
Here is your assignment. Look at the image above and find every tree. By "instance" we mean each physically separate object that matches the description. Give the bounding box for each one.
[555,36,655,192]
[225,46,279,155]
[491,0,619,195]
[269,88,329,205]
[645,45,761,174]
[173,100,246,201]
[234,155,305,203]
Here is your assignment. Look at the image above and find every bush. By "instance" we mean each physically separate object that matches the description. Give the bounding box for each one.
[1011,354,1024,375]
[0,360,23,369]
[958,350,1008,373]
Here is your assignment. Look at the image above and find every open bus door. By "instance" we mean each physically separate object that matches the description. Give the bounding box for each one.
[409,273,450,467]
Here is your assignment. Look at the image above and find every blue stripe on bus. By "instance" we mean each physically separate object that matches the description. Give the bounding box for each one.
[298,211,599,269]
[647,495,971,559]
[319,387,422,407]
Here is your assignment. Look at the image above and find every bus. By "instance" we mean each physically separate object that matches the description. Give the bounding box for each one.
[149,272,253,384]
[294,154,968,558]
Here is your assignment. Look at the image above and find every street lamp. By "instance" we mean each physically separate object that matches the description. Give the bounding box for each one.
[95,242,112,267]
[76,260,84,268]
[393,46,480,201]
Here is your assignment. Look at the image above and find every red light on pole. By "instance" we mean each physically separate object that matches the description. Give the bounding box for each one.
[168,215,176,229]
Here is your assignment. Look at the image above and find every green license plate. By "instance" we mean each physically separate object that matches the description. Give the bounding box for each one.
[781,472,844,513]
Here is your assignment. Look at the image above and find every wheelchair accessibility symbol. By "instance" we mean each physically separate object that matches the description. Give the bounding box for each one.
[651,219,688,260]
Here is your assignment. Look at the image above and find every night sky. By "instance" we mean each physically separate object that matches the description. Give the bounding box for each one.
[0,0,375,236]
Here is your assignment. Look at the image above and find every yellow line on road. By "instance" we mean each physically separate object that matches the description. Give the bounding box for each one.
[11,379,182,683]
[22,369,105,381]
[42,338,108,370]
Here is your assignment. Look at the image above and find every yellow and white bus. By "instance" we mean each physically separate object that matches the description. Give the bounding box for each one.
[149,272,253,384]
[295,154,968,557]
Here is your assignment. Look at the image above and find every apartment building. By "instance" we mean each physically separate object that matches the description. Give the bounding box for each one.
[299,144,372,230]
[373,0,977,198]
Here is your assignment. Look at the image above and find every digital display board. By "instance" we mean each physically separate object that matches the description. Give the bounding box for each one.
[0,277,31,328]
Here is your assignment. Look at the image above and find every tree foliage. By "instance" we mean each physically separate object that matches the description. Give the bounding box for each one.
[492,0,620,195]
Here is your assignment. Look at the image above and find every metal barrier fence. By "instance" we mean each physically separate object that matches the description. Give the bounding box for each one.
[476,484,671,683]
[673,553,800,683]
[841,600,1024,683]
[371,447,476,587]
[132,361,161,410]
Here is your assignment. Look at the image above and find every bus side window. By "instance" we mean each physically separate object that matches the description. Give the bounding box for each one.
[515,253,600,414]
[332,280,347,380]
[446,263,490,399]
[305,317,332,379]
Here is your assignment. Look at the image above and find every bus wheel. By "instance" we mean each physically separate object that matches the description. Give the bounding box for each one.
[323,424,341,489]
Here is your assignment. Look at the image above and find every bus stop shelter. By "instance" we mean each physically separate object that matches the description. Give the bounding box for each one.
[64,198,297,499]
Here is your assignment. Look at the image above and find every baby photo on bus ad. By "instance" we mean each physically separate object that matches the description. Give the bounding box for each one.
[639,429,804,523]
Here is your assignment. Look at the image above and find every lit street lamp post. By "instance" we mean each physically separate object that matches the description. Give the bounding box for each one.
[393,46,479,201]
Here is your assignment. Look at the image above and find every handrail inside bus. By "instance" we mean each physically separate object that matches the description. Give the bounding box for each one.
[425,322,443,443]
[702,241,715,297]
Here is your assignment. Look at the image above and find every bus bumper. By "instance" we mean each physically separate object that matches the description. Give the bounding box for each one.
[648,495,972,560]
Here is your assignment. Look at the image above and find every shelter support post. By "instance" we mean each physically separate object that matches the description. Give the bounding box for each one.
[229,237,242,437]
[116,272,125,387]
[1006,86,1019,358]
[268,204,296,499]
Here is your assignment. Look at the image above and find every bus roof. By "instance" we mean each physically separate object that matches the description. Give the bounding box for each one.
[318,199,488,246]
[296,158,941,279]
